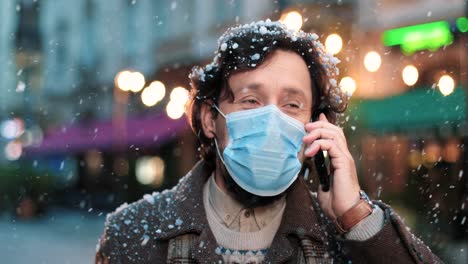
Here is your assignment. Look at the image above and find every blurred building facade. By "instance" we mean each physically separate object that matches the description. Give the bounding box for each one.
[0,0,278,212]
[0,0,277,122]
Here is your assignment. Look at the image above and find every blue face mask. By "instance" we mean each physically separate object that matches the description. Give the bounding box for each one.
[213,104,306,197]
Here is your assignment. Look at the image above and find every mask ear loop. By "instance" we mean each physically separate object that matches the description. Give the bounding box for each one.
[211,103,226,118]
[213,138,226,164]
[210,103,227,165]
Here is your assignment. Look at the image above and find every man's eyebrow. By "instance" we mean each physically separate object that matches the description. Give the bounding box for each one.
[233,83,306,97]
[282,87,306,97]
[233,83,263,93]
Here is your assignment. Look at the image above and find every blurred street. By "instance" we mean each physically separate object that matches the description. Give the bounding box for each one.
[0,207,467,263]
[0,208,106,264]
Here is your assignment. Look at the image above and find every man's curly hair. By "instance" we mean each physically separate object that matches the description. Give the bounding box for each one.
[186,19,349,170]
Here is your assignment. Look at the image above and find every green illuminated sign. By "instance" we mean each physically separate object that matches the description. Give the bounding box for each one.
[382,21,453,55]
[457,17,468,33]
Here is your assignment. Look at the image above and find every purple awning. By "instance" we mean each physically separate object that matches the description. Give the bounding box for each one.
[25,114,190,156]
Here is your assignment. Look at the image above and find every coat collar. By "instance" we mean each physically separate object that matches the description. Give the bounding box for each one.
[157,160,328,263]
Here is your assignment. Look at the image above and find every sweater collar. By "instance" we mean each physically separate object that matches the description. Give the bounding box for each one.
[207,173,286,230]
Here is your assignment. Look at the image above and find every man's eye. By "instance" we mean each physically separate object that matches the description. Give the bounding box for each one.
[285,103,300,108]
[242,99,259,105]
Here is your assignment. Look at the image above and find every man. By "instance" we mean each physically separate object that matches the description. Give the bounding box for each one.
[96,20,442,263]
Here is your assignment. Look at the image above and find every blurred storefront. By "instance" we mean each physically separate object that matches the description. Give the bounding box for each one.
[333,0,468,257]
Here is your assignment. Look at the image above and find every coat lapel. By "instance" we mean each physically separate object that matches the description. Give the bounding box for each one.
[264,178,330,263]
[154,160,223,262]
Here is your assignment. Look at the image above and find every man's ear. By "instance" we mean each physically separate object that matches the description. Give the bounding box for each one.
[200,102,217,139]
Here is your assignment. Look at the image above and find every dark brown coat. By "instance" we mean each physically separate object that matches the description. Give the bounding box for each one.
[95,160,443,263]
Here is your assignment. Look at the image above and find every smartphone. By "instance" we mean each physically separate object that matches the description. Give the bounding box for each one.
[314,150,330,191]
[311,112,331,192]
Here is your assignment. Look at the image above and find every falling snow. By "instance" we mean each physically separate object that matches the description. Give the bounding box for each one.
[141,235,150,246]
[16,81,25,92]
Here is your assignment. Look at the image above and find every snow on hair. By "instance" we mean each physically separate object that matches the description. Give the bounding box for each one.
[189,19,349,112]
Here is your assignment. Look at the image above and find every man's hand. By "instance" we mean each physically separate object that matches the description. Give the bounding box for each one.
[303,113,361,220]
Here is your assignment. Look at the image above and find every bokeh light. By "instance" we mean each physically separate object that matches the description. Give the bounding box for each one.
[136,156,165,187]
[442,139,461,163]
[422,141,442,168]
[325,33,343,55]
[438,74,455,96]
[149,81,166,102]
[170,86,189,105]
[339,77,357,96]
[1,118,24,139]
[85,149,103,175]
[402,65,419,86]
[280,11,303,31]
[115,70,132,91]
[408,150,423,169]
[5,141,22,161]
[115,70,146,92]
[141,81,166,107]
[364,51,381,72]
[128,71,146,93]
[166,100,185,119]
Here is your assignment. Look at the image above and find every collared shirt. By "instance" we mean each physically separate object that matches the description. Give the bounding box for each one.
[206,174,286,232]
